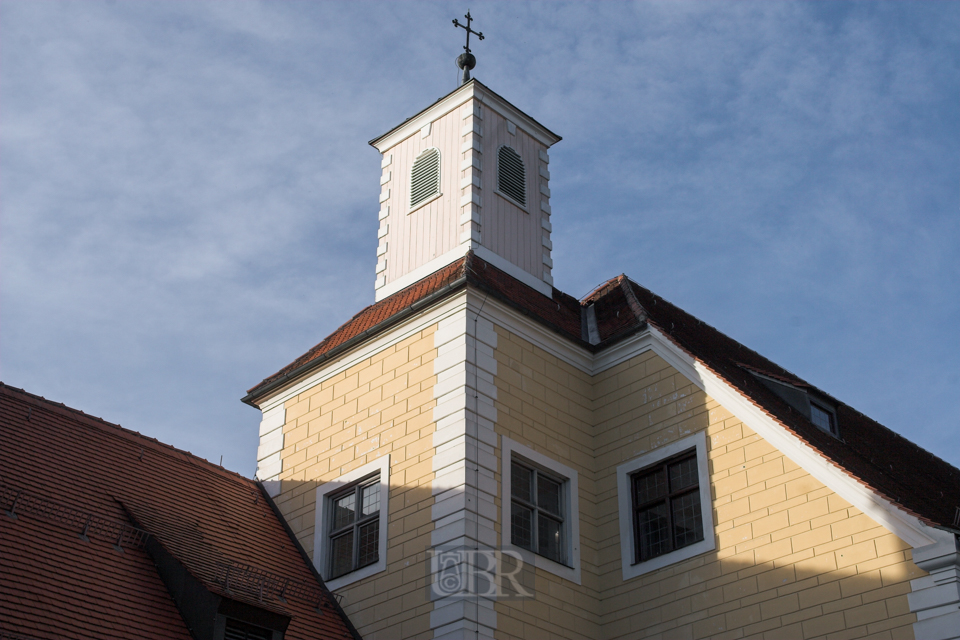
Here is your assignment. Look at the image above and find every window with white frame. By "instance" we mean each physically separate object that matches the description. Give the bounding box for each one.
[510,460,565,564]
[314,455,390,590]
[501,437,581,584]
[328,475,381,579]
[617,432,715,580]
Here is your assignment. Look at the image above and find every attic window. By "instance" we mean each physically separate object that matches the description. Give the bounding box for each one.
[497,145,526,207]
[410,148,440,209]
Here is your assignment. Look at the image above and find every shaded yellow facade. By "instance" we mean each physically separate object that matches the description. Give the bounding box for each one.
[491,324,921,640]
[271,325,440,640]
[263,303,925,640]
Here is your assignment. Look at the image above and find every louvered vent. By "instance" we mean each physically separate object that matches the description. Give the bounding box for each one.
[497,146,526,207]
[410,148,441,209]
[223,618,272,640]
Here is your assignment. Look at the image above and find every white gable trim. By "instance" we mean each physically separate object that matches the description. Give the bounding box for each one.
[449,293,941,548]
[643,324,939,549]
[258,261,940,551]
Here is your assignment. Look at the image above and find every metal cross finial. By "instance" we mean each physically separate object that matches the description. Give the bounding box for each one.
[453,10,483,54]
[453,11,484,85]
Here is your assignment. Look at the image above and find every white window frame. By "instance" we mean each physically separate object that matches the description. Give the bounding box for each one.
[501,437,580,584]
[617,431,715,580]
[313,455,390,590]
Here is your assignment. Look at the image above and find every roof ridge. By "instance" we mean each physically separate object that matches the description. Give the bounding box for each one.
[625,280,806,378]
[618,275,648,324]
[0,382,258,488]
[580,275,621,305]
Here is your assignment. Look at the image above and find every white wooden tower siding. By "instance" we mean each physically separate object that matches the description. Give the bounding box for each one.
[370,80,561,301]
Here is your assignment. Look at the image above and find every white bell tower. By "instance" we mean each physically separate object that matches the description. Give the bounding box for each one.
[369,79,561,301]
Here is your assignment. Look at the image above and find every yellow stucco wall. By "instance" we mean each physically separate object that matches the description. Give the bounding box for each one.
[493,324,921,640]
[492,325,600,639]
[267,313,922,640]
[271,325,439,640]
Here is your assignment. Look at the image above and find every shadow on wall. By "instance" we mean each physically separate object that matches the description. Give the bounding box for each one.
[594,538,921,640]
[272,478,441,640]
[266,352,924,640]
[271,475,922,640]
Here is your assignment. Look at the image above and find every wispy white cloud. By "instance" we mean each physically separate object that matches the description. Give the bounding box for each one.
[1,1,957,472]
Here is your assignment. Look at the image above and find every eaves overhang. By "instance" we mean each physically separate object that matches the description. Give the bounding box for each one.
[368,78,562,152]
[242,274,469,408]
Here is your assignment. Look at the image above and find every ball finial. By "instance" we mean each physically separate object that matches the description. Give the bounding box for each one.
[457,52,476,72]
[453,11,483,86]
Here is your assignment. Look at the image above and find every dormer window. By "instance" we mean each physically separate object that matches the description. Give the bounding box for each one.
[810,401,837,436]
[410,148,441,210]
[497,145,526,207]
[741,365,840,438]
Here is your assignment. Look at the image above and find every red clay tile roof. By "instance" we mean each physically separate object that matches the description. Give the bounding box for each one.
[245,257,470,403]
[0,383,359,640]
[246,257,960,532]
[622,279,960,531]
[465,253,583,342]
[244,252,584,404]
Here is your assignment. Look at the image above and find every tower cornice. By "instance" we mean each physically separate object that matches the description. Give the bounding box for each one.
[369,79,562,152]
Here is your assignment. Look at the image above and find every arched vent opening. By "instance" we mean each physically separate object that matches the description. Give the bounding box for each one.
[410,148,440,209]
[497,145,526,207]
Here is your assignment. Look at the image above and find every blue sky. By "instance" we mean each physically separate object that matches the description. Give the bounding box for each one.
[2,1,957,475]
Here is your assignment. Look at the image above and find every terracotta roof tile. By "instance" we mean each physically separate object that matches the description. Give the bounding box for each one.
[0,384,359,639]
[465,253,583,343]
[246,257,469,402]
[245,252,583,404]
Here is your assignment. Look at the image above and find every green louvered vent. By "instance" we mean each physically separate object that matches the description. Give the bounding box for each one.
[410,148,441,208]
[497,146,526,207]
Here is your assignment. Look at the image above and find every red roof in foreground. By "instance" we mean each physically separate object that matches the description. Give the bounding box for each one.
[0,383,359,640]
[246,253,960,532]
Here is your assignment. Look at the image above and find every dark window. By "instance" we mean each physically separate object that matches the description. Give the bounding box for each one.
[631,449,704,564]
[224,618,273,640]
[328,474,380,579]
[497,146,526,207]
[810,402,837,436]
[511,460,564,564]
